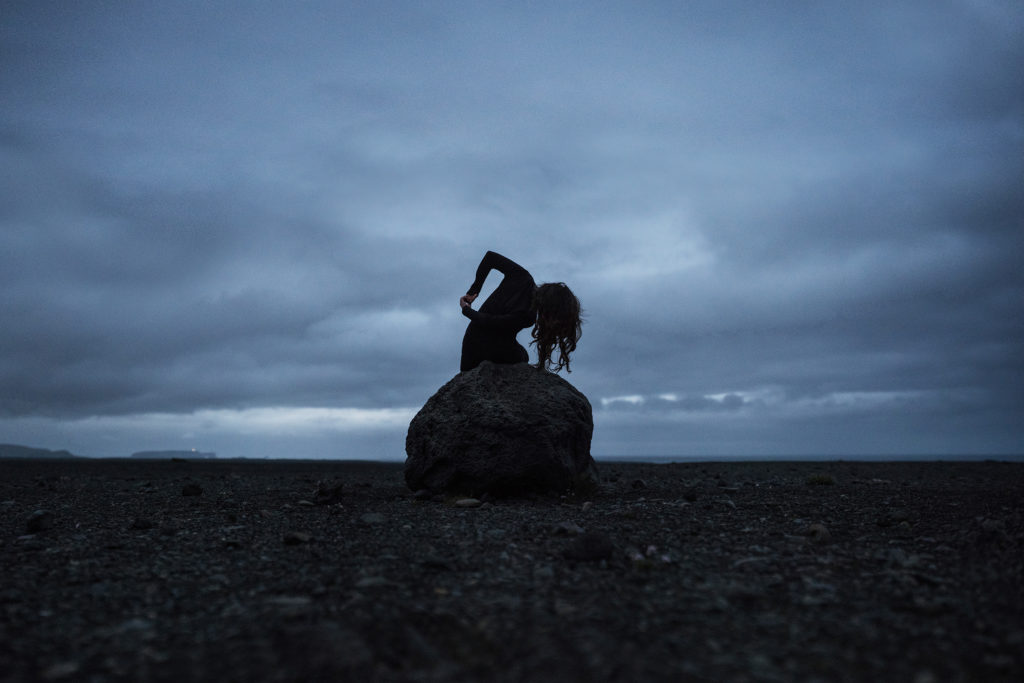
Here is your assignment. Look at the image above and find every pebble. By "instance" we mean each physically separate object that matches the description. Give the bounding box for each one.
[806,523,832,543]
[359,512,386,524]
[877,508,910,527]
[553,598,576,616]
[129,517,155,531]
[534,565,555,579]
[313,479,345,505]
[419,555,453,571]
[266,595,312,617]
[563,533,615,562]
[41,661,80,680]
[26,510,55,533]
[181,484,203,497]
[355,576,391,588]
[551,521,585,536]
[283,531,312,545]
[266,596,312,607]
[454,498,482,508]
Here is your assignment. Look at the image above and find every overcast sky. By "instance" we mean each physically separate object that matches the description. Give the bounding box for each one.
[2,1,1021,460]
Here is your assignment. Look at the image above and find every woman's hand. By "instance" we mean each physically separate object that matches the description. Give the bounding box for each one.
[460,293,477,309]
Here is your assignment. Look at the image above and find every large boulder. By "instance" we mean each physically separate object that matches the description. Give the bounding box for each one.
[405,362,596,496]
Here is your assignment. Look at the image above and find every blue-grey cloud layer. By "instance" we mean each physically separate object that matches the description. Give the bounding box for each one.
[2,1,1021,457]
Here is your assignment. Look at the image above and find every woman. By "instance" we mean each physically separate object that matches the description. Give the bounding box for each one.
[459,251,582,373]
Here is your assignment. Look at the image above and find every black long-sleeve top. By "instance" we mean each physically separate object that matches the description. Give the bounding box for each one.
[460,251,536,372]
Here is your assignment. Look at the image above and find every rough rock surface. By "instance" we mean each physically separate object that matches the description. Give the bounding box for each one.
[1,458,1022,682]
[405,362,595,495]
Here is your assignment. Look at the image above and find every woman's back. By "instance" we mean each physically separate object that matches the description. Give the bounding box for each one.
[460,251,536,372]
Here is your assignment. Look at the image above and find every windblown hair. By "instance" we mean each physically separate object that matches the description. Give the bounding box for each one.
[531,282,583,373]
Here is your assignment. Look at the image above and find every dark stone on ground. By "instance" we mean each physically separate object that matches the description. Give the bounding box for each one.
[283,531,312,545]
[26,509,54,533]
[564,532,615,562]
[404,362,595,496]
[181,483,203,497]
[313,478,344,505]
[0,457,1021,682]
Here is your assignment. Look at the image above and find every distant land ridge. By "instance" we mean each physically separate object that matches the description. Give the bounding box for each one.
[0,444,80,459]
[131,450,216,459]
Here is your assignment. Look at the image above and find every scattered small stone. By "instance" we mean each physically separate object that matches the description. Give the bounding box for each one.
[359,512,386,524]
[907,596,955,616]
[26,510,54,533]
[551,521,585,536]
[806,523,832,543]
[877,508,910,527]
[355,576,391,588]
[419,555,453,571]
[181,484,203,497]
[313,479,345,505]
[454,498,482,508]
[1,457,1017,682]
[283,531,312,545]
[631,478,647,490]
[266,595,313,617]
[297,500,315,507]
[563,533,615,562]
[627,544,673,567]
[553,598,576,616]
[267,595,312,606]
[534,564,555,579]
[41,661,80,680]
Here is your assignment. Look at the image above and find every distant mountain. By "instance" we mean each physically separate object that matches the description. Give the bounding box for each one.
[0,444,81,459]
[130,450,216,460]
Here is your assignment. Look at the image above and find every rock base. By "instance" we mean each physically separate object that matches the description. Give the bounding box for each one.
[404,362,595,496]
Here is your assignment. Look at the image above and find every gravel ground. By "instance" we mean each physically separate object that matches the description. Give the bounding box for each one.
[1,457,1022,682]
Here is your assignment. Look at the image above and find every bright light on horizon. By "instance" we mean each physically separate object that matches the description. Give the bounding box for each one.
[60,406,420,437]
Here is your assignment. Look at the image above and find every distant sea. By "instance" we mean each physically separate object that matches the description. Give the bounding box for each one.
[597,453,1024,463]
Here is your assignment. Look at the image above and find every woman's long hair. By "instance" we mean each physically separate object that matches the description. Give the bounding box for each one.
[531,282,583,372]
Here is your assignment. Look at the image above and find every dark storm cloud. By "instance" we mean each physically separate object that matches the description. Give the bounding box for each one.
[1,1,1021,457]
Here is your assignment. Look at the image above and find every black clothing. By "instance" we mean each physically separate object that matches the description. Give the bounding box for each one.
[460,251,536,372]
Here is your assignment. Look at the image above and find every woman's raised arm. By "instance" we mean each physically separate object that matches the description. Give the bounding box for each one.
[466,251,528,297]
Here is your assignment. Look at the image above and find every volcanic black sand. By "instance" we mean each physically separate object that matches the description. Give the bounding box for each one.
[1,458,1021,682]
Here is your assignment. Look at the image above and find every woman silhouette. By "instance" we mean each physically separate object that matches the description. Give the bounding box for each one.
[459,251,582,373]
